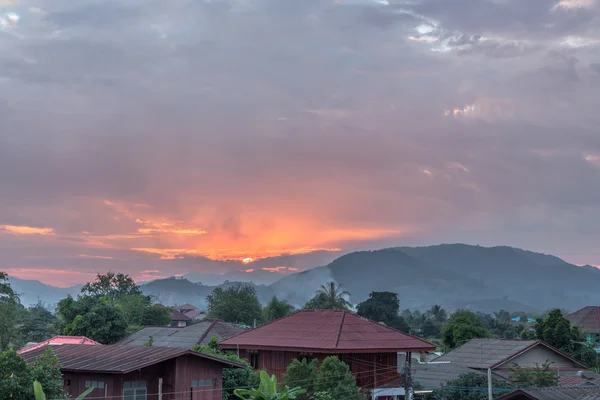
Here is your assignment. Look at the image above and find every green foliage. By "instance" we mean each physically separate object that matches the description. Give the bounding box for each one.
[81,271,142,300]
[31,349,66,399]
[234,370,306,400]
[144,336,154,346]
[356,292,410,332]
[283,358,318,399]
[441,310,493,349]
[315,356,364,400]
[0,349,33,399]
[509,361,558,387]
[194,339,260,400]
[535,308,597,365]
[34,381,93,400]
[0,272,18,351]
[207,283,262,325]
[56,295,128,344]
[140,304,172,326]
[263,296,295,323]
[17,302,57,344]
[432,372,511,400]
[304,282,351,311]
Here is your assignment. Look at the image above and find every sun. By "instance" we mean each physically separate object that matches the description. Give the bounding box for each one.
[242,257,254,264]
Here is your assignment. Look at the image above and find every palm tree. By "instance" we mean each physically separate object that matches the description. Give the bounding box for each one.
[316,282,352,310]
[428,305,447,323]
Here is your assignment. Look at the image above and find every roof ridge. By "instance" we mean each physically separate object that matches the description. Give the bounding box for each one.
[334,311,346,349]
[196,319,218,345]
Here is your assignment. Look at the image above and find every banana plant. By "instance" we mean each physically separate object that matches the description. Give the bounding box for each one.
[34,380,94,400]
[234,370,306,400]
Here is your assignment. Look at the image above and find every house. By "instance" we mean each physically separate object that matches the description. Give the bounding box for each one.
[219,310,436,399]
[176,303,199,314]
[567,306,600,350]
[414,338,588,388]
[18,336,101,354]
[21,343,244,400]
[116,319,248,348]
[185,309,208,321]
[171,309,192,327]
[496,387,600,400]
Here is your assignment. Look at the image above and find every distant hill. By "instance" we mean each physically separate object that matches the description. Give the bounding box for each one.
[9,244,600,313]
[8,276,81,309]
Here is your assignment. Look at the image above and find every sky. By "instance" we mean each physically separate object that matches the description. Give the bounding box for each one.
[1,0,599,287]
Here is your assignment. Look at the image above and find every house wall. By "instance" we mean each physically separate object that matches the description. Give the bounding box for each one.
[62,355,226,400]
[494,344,584,379]
[237,349,402,390]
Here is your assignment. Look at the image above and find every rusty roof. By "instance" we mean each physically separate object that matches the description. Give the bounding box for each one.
[497,387,600,400]
[219,310,436,353]
[567,306,600,334]
[20,344,245,373]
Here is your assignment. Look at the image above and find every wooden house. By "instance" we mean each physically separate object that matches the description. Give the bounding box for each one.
[219,310,436,399]
[21,343,244,400]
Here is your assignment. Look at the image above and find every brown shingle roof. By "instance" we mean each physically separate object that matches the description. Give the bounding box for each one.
[567,307,600,334]
[219,310,436,353]
[171,309,191,321]
[20,344,244,373]
[435,339,586,370]
[497,387,600,400]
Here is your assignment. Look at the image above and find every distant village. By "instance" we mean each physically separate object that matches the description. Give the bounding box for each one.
[1,271,600,400]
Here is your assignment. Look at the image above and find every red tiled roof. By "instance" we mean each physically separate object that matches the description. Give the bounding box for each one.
[567,306,600,334]
[18,336,101,354]
[219,310,436,353]
[20,344,246,373]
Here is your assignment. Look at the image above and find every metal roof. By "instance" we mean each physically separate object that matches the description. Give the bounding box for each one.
[567,306,600,335]
[20,344,245,374]
[116,320,247,348]
[434,339,586,370]
[219,310,436,353]
[18,336,101,354]
[497,387,600,400]
[412,363,488,389]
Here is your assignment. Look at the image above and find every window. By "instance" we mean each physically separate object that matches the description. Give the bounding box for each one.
[123,381,147,400]
[63,380,71,387]
[177,321,186,327]
[249,352,260,369]
[192,379,213,387]
[84,381,105,389]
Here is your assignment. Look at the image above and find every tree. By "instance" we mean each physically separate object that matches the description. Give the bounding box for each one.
[56,296,128,344]
[314,356,364,400]
[304,282,351,311]
[263,297,295,323]
[431,372,511,400]
[356,292,405,328]
[509,361,558,387]
[31,349,66,399]
[81,272,142,300]
[0,349,33,399]
[427,305,448,323]
[283,358,318,399]
[441,310,492,349]
[140,305,172,326]
[0,272,18,351]
[235,370,306,400]
[535,308,596,365]
[17,303,57,343]
[194,337,260,400]
[207,283,262,326]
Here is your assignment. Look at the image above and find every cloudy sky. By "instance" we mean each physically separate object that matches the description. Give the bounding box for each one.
[1,0,599,286]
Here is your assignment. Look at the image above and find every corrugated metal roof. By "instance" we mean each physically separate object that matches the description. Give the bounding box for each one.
[498,387,600,400]
[116,320,247,348]
[412,363,488,389]
[219,310,436,353]
[567,307,600,335]
[20,344,245,373]
[18,336,101,354]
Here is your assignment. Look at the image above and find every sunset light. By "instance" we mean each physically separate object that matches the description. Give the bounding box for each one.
[242,257,254,264]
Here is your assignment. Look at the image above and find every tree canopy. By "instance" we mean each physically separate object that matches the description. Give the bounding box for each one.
[262,296,295,323]
[81,271,142,300]
[356,292,409,332]
[429,372,511,400]
[304,282,351,311]
[0,272,19,351]
[441,310,493,349]
[207,283,262,326]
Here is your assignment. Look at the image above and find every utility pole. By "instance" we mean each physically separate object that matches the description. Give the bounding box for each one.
[158,378,163,400]
[404,352,414,400]
[487,368,493,400]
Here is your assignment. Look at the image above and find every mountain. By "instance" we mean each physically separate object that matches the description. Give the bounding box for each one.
[8,276,81,308]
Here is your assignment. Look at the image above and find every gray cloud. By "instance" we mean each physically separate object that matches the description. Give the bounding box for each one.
[1,0,600,283]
